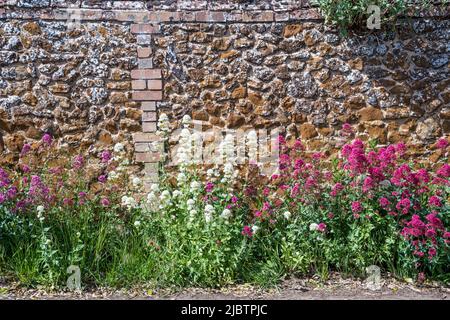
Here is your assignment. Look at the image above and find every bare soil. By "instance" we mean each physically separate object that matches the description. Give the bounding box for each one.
[0,274,448,300]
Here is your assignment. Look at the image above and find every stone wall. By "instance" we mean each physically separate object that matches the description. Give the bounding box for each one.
[0,1,449,188]
[153,20,450,156]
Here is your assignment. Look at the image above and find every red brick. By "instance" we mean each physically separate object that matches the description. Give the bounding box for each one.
[142,122,157,132]
[132,90,162,101]
[137,47,152,58]
[140,101,156,111]
[147,80,162,90]
[131,69,161,79]
[132,80,146,90]
[135,152,160,163]
[142,111,157,122]
[131,24,160,34]
[133,132,159,142]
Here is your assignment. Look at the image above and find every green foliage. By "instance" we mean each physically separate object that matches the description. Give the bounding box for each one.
[313,0,434,32]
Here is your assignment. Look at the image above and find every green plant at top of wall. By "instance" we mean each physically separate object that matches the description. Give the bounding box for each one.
[313,0,440,32]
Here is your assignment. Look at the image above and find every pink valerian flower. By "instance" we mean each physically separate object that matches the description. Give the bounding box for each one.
[428,195,442,207]
[317,222,327,233]
[0,168,11,187]
[100,198,110,207]
[417,272,426,283]
[293,140,304,151]
[396,198,411,215]
[416,169,430,184]
[294,158,305,170]
[205,182,214,193]
[330,183,344,197]
[428,247,437,259]
[290,183,300,198]
[379,197,390,208]
[78,192,87,205]
[341,123,353,136]
[0,193,6,204]
[72,155,85,170]
[6,186,17,199]
[343,140,368,174]
[279,154,291,170]
[63,198,74,206]
[327,212,335,219]
[436,164,450,178]
[362,176,375,192]
[254,211,262,218]
[395,142,407,157]
[426,213,444,231]
[21,164,30,173]
[436,138,449,149]
[101,150,112,163]
[351,201,363,214]
[20,143,31,157]
[98,175,107,183]
[42,133,53,146]
[262,187,270,197]
[231,196,238,204]
[241,225,253,237]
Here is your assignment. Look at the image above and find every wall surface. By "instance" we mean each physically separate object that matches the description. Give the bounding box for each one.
[0,0,449,188]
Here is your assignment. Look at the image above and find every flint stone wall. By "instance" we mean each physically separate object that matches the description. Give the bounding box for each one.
[0,1,449,187]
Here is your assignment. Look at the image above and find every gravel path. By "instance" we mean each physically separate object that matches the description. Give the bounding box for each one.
[0,274,448,300]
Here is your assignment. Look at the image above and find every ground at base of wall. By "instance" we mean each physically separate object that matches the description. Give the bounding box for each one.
[1,274,448,300]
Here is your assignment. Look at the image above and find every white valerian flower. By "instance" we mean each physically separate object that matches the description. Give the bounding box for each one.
[223,162,235,183]
[150,183,160,193]
[173,190,182,198]
[182,114,192,127]
[37,205,44,215]
[157,113,170,136]
[177,172,187,185]
[114,142,124,153]
[283,211,292,220]
[160,190,171,203]
[309,223,319,231]
[37,205,45,222]
[109,171,118,180]
[147,192,157,205]
[131,177,142,188]
[252,225,259,234]
[190,180,200,192]
[121,196,137,209]
[134,220,141,227]
[204,204,214,223]
[221,208,232,219]
[187,199,195,210]
[219,134,236,165]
